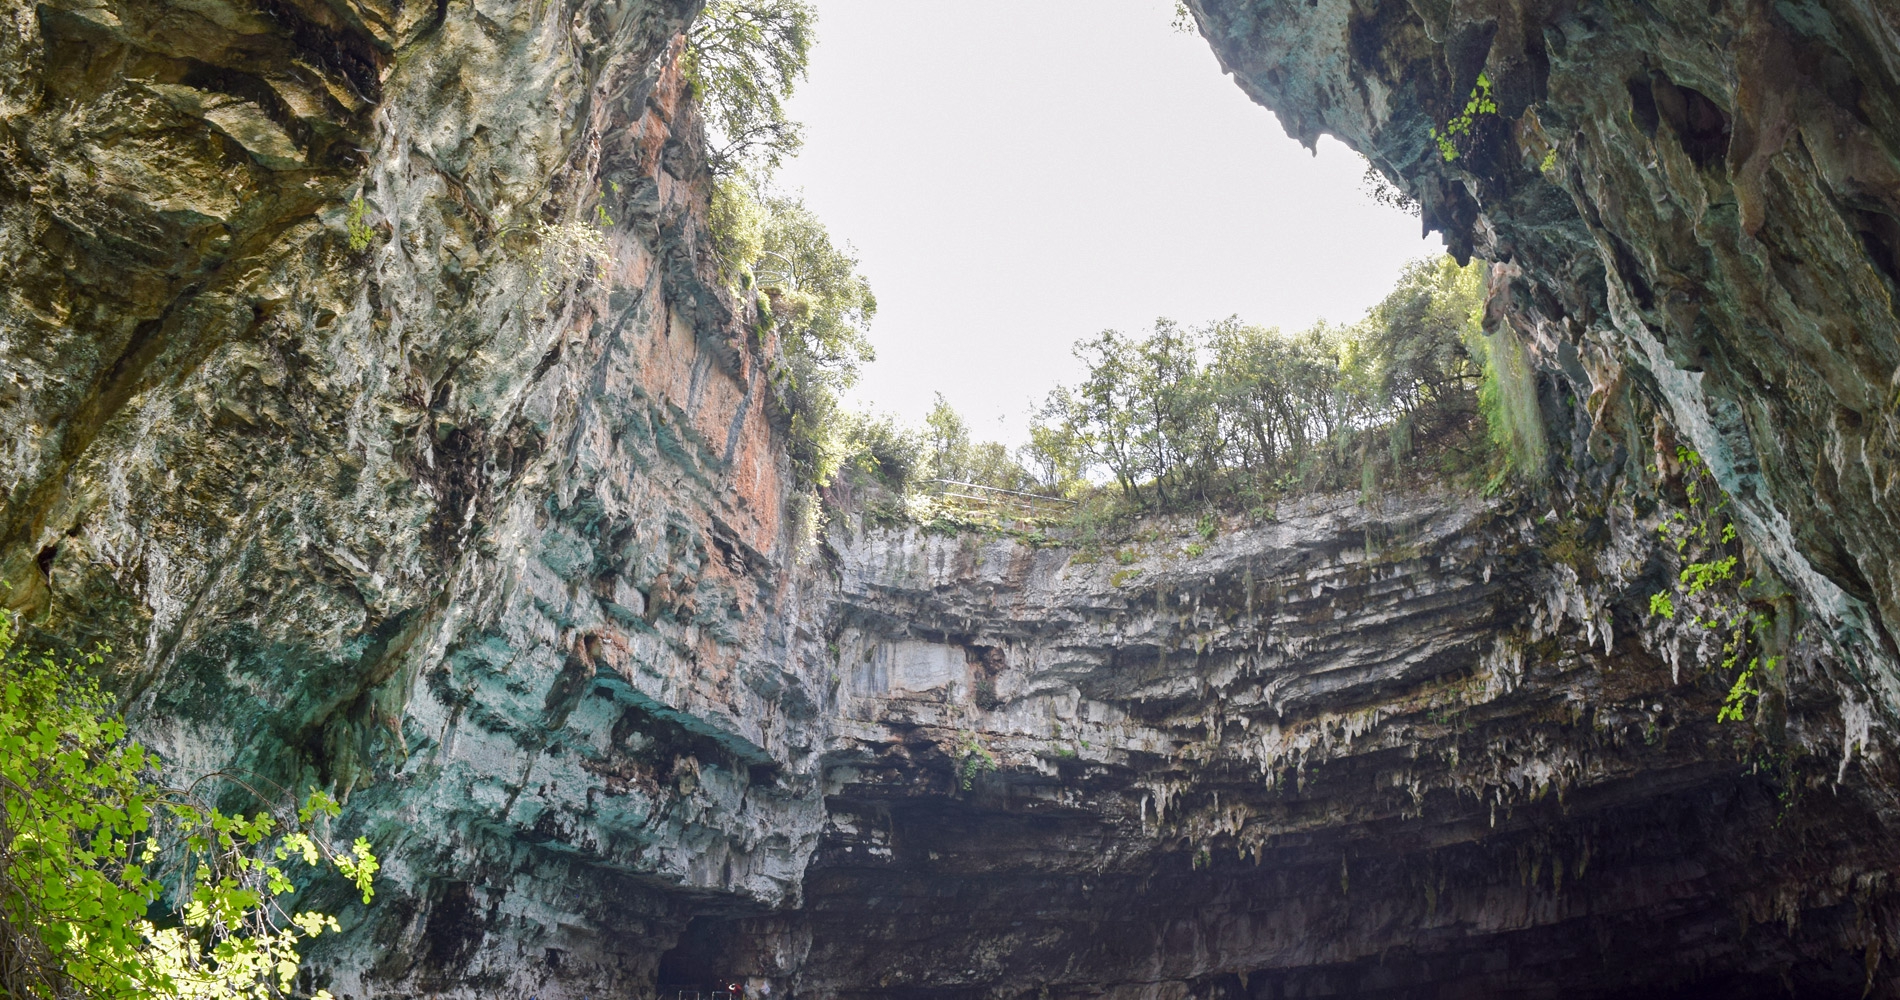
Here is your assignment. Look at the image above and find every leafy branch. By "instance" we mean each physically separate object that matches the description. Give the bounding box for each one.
[957,733,996,791]
[0,615,378,1000]
[1432,73,1497,163]
[683,0,815,175]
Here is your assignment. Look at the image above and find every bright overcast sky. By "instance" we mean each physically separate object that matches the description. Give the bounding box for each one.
[773,0,1442,443]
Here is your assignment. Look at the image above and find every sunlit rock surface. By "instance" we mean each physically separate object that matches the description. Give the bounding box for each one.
[5,0,1900,996]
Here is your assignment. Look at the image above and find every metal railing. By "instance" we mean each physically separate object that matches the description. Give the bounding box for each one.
[930,479,1076,517]
[657,989,740,1000]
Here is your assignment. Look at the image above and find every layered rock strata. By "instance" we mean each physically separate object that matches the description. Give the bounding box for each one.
[690,491,1899,999]
[4,0,1900,996]
[1186,0,1900,709]
[1,0,821,994]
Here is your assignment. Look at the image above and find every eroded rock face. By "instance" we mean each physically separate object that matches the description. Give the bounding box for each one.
[1,0,825,994]
[701,491,1896,999]
[1185,0,1900,709]
[7,0,1900,997]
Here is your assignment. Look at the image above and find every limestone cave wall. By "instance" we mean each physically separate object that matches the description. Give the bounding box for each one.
[4,0,1900,996]
[713,490,1900,998]
[0,0,826,994]
[1186,0,1900,710]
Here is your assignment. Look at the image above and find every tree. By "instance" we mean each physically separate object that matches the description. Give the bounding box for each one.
[1130,318,1209,507]
[1361,256,1484,418]
[683,0,816,175]
[702,178,878,487]
[1021,388,1090,496]
[923,393,972,483]
[755,193,877,397]
[726,189,878,486]
[0,615,376,1000]
[1025,258,1500,512]
[1069,330,1147,502]
[834,411,926,491]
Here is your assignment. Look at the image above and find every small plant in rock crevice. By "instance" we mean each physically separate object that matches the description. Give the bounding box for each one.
[956,732,996,791]
[529,218,613,294]
[1433,72,1498,163]
[345,195,376,252]
[1644,447,1777,723]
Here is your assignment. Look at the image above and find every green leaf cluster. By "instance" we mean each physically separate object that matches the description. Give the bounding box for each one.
[1644,448,1776,723]
[683,0,815,175]
[1432,73,1498,163]
[956,733,996,791]
[343,196,375,252]
[711,178,878,487]
[0,616,376,1000]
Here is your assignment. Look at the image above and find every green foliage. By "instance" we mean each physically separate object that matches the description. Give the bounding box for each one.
[822,258,1528,528]
[0,616,376,1000]
[1719,654,1776,724]
[1170,1,1196,33]
[923,395,1036,493]
[826,391,1081,526]
[756,194,876,387]
[1027,257,1495,513]
[1465,313,1548,483]
[1022,391,1091,497]
[1432,72,1498,163]
[709,181,875,486]
[529,218,612,294]
[684,2,891,499]
[683,0,816,174]
[344,196,375,252]
[1644,448,1776,723]
[1361,159,1420,214]
[956,733,996,790]
[708,175,768,283]
[1681,555,1738,597]
[833,411,925,491]
[1363,257,1487,413]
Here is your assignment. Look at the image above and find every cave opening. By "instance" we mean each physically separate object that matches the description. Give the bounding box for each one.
[767,0,1437,452]
[656,916,746,997]
[11,0,1900,994]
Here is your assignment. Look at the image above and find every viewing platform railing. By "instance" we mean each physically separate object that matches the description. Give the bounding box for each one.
[929,479,1076,517]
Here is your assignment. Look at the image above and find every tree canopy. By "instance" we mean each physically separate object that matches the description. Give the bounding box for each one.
[827,257,1545,519]
[683,0,815,174]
